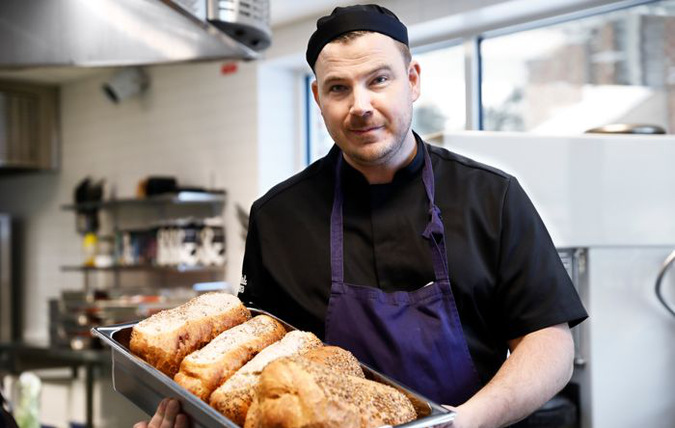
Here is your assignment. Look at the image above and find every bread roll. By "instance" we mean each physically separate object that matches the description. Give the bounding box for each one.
[209,330,322,426]
[245,355,416,428]
[130,292,250,377]
[244,346,365,428]
[300,346,364,379]
[174,315,286,401]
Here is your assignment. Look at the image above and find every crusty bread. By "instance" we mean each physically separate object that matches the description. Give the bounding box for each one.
[209,330,322,426]
[130,292,251,377]
[244,346,365,428]
[174,315,286,401]
[299,346,364,379]
[244,355,416,428]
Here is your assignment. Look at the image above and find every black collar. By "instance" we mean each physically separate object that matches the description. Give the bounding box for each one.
[328,132,425,187]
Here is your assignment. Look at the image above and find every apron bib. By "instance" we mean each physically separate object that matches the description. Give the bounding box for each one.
[324,144,481,406]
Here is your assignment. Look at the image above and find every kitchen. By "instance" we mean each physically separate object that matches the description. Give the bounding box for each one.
[0,0,674,427]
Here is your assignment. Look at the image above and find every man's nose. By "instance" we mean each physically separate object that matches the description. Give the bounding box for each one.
[349,87,373,117]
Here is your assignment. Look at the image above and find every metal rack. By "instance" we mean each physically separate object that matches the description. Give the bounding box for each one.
[60,191,227,291]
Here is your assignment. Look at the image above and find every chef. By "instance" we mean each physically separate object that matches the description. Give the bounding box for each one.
[138,4,587,428]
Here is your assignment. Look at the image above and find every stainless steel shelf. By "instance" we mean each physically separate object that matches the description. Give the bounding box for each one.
[60,264,225,273]
[61,191,226,211]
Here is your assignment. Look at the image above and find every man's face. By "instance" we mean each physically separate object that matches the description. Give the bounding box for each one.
[311,32,420,169]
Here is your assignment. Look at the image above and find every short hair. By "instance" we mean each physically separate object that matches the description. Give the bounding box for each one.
[328,30,412,67]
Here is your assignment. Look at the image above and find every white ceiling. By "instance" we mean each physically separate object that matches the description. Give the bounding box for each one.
[269,0,367,28]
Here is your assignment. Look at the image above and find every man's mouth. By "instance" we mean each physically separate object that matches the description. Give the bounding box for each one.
[350,126,382,134]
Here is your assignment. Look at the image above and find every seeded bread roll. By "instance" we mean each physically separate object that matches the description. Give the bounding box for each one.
[300,346,364,379]
[243,346,365,428]
[174,315,286,401]
[209,330,322,426]
[130,292,251,377]
[245,355,416,428]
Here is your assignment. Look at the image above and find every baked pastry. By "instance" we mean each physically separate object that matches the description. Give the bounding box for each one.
[209,330,322,426]
[174,315,287,401]
[244,354,416,428]
[129,292,251,377]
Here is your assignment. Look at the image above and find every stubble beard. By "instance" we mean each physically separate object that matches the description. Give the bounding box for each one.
[344,135,405,167]
[339,112,413,168]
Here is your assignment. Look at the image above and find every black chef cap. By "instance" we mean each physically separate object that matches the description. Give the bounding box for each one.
[306,4,408,71]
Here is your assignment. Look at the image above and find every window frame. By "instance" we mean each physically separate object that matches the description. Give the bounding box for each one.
[303,0,662,164]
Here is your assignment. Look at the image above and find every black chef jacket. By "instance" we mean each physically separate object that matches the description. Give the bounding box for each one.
[239,133,588,385]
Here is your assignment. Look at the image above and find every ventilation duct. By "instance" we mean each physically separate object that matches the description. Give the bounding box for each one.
[0,0,271,68]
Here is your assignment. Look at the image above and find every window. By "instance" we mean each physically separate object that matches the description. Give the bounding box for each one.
[304,0,675,164]
[412,43,466,137]
[305,75,333,164]
[481,0,675,134]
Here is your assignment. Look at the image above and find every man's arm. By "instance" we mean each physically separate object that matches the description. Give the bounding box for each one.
[451,323,574,428]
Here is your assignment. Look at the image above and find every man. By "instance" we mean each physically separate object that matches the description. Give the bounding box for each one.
[139,4,587,428]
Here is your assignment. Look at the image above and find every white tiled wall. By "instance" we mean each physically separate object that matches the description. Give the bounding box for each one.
[0,60,260,344]
[0,60,261,425]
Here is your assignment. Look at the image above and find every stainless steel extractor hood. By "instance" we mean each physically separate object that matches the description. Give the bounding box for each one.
[0,0,271,69]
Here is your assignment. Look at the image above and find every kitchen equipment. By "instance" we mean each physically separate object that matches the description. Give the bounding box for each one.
[171,0,271,51]
[655,250,675,318]
[0,214,18,342]
[585,123,667,134]
[73,177,105,234]
[0,0,261,69]
[50,290,196,350]
[0,81,59,172]
[92,308,456,428]
[102,68,150,104]
[143,177,179,197]
[199,218,225,266]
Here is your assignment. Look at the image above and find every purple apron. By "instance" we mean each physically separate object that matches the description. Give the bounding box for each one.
[324,144,482,406]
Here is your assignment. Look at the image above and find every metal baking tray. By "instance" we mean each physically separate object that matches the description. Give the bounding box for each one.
[92,308,456,428]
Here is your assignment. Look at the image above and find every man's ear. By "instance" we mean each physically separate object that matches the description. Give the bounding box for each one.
[311,79,320,107]
[408,60,421,102]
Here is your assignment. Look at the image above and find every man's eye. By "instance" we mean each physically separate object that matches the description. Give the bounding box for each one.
[329,85,347,93]
[372,76,388,85]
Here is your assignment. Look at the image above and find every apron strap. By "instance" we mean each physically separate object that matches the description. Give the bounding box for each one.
[330,156,345,283]
[420,146,450,281]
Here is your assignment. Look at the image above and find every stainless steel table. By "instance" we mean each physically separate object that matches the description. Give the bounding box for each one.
[0,342,109,428]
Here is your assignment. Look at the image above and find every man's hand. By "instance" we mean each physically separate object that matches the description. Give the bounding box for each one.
[134,398,189,428]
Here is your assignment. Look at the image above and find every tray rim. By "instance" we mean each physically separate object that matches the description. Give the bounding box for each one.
[92,308,456,428]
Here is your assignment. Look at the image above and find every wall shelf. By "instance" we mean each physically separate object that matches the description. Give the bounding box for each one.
[60,264,224,273]
[61,191,226,211]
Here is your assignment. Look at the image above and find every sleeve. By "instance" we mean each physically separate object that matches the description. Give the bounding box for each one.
[237,203,325,337]
[495,177,588,340]
[238,204,266,308]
